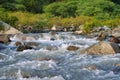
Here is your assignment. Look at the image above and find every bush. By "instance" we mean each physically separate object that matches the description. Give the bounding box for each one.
[104,19,120,29]
[83,19,103,34]
[35,19,48,30]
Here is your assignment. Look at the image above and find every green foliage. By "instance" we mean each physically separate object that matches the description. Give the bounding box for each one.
[44,1,78,17]
[104,19,120,29]
[0,22,4,31]
[1,1,26,11]
[1,0,120,34]
[22,0,49,13]
[35,19,48,30]
[83,20,103,34]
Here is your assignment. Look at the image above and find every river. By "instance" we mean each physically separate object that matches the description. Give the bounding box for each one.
[0,32,120,80]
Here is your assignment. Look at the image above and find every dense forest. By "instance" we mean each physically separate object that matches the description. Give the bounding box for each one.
[0,0,120,33]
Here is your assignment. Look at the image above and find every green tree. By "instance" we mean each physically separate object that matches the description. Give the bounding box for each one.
[22,0,49,13]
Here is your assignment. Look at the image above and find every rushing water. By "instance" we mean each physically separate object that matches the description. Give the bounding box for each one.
[0,32,120,80]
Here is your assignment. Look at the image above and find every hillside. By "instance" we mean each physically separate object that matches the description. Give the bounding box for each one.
[0,0,120,33]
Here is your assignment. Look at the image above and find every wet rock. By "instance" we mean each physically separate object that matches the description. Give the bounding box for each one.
[72,30,83,35]
[50,38,55,41]
[108,36,120,43]
[25,42,39,47]
[21,36,36,41]
[112,27,120,33]
[37,58,51,61]
[16,45,33,51]
[96,32,107,41]
[86,65,96,70]
[46,45,58,51]
[15,41,22,46]
[115,63,120,67]
[112,66,120,74]
[16,45,26,51]
[67,45,79,51]
[22,36,27,41]
[21,71,30,78]
[111,33,120,38]
[80,41,120,55]
[0,34,11,44]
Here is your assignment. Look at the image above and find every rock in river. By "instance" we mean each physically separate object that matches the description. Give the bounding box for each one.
[67,45,79,51]
[80,41,120,55]
[0,34,11,44]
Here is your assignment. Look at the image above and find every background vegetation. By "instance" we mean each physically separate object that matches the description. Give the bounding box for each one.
[0,0,120,33]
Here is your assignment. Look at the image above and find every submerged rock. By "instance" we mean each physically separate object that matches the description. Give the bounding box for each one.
[16,45,33,51]
[15,41,22,46]
[86,65,97,71]
[80,41,120,55]
[67,45,79,51]
[25,42,39,47]
[108,36,120,43]
[96,32,107,41]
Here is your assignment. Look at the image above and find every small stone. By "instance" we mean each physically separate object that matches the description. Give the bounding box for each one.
[86,65,96,70]
[67,45,79,51]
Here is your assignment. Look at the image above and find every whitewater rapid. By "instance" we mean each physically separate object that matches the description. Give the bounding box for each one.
[0,32,120,80]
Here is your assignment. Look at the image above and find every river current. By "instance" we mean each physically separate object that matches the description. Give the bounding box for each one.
[0,32,120,80]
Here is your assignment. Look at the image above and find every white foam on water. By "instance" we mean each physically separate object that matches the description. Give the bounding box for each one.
[12,60,57,70]
[17,75,65,80]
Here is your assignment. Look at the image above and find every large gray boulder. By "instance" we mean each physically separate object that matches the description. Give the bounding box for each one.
[4,27,22,34]
[0,21,22,34]
[80,41,120,55]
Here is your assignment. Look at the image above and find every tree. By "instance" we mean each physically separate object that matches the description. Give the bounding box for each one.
[22,0,49,13]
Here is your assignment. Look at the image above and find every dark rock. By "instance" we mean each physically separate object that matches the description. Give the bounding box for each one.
[96,32,107,41]
[67,45,79,51]
[16,45,33,51]
[50,38,55,41]
[109,36,120,43]
[16,45,26,51]
[80,41,120,55]
[0,43,8,50]
[15,41,22,46]
[112,66,120,74]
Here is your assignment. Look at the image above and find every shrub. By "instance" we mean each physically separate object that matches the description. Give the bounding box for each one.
[83,19,103,34]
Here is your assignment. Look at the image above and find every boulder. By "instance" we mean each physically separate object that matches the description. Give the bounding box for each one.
[108,36,120,43]
[96,32,107,41]
[115,63,120,67]
[111,33,120,38]
[4,27,22,34]
[80,41,120,55]
[72,30,83,35]
[15,41,22,46]
[0,34,11,44]
[112,27,120,33]
[16,45,25,51]
[67,45,79,51]
[16,44,33,51]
